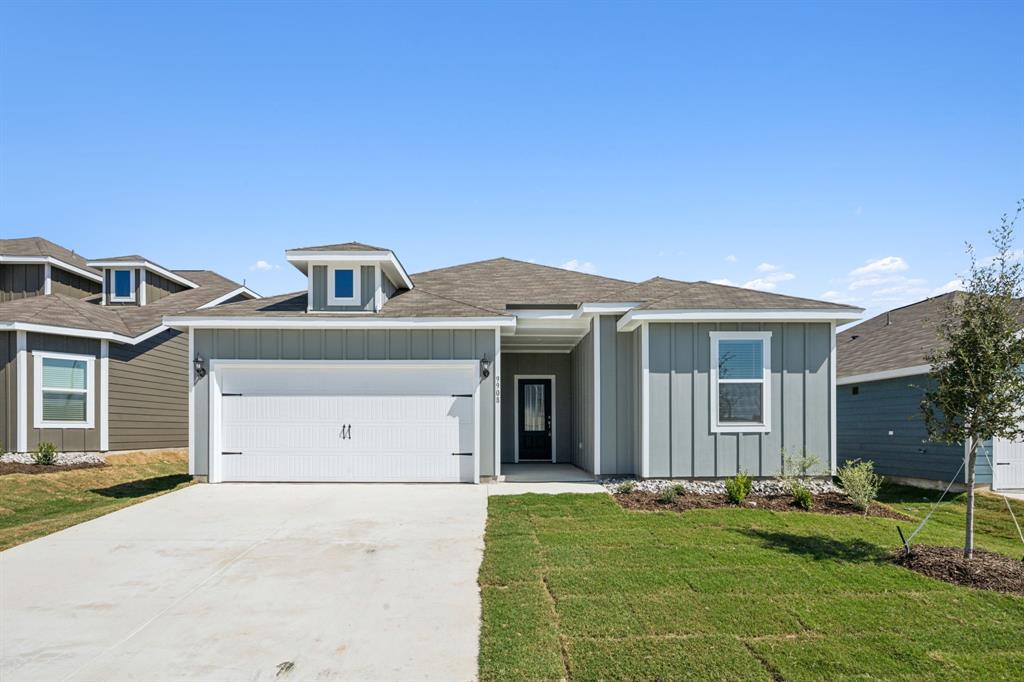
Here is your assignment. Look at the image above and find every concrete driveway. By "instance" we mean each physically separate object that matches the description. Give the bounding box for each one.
[1,484,488,681]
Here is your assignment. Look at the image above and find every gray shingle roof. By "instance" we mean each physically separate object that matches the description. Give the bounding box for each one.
[288,242,388,253]
[180,286,509,319]
[837,293,1024,378]
[411,258,634,309]
[0,236,100,276]
[627,278,860,311]
[0,269,248,339]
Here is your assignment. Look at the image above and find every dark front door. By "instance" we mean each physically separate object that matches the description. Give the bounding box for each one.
[518,378,552,461]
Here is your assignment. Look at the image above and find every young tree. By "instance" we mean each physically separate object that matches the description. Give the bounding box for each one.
[922,201,1024,559]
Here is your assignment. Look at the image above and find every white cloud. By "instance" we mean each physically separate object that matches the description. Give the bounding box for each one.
[743,271,796,291]
[931,279,964,296]
[849,256,909,277]
[710,278,736,286]
[820,290,859,304]
[979,249,1024,267]
[560,258,597,274]
[249,260,279,272]
[724,254,737,263]
[755,262,779,273]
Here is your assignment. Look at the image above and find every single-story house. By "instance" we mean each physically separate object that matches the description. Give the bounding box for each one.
[164,242,862,483]
[0,237,258,454]
[837,293,1024,491]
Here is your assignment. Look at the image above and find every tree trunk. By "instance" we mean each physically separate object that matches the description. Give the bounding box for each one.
[964,435,978,560]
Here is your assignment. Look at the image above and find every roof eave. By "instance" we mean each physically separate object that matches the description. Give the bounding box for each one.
[163,314,516,331]
[616,307,864,332]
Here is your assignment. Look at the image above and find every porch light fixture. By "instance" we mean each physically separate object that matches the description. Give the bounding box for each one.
[480,356,492,379]
[193,354,207,379]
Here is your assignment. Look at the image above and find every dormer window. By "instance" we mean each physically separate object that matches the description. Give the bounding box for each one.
[111,269,135,302]
[328,266,360,305]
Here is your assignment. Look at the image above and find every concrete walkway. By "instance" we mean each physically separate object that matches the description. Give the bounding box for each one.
[1,484,488,682]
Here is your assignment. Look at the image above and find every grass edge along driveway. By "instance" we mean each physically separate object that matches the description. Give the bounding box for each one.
[479,489,1024,681]
[0,450,192,550]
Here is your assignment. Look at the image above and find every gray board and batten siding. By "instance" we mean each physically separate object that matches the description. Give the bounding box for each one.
[191,328,497,477]
[837,375,992,485]
[310,265,376,311]
[500,352,572,463]
[644,321,834,479]
[569,324,595,472]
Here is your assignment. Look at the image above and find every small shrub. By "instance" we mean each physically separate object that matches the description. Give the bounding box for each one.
[671,483,687,497]
[791,482,813,510]
[658,486,679,504]
[725,471,753,504]
[837,459,883,512]
[33,442,57,466]
[617,480,637,494]
[780,449,822,480]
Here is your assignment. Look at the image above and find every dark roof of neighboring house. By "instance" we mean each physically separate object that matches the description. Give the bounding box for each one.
[0,269,248,339]
[837,293,1024,378]
[411,258,635,309]
[288,242,389,252]
[0,236,100,276]
[180,286,509,319]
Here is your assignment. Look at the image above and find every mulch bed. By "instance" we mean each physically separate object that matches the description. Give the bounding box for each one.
[892,545,1024,596]
[614,491,911,520]
[0,462,107,476]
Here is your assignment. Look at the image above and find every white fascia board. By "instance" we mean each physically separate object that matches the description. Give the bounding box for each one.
[0,321,133,344]
[512,304,641,320]
[285,251,414,289]
[617,308,864,332]
[0,255,103,283]
[197,286,262,309]
[161,315,516,331]
[578,302,641,314]
[836,365,931,386]
[86,260,199,289]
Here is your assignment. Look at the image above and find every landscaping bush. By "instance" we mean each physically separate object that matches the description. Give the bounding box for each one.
[617,480,637,494]
[725,471,753,504]
[658,486,678,504]
[33,442,57,466]
[837,459,883,512]
[780,449,822,479]
[791,482,814,510]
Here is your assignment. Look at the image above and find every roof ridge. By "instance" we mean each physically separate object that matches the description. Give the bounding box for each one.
[412,256,636,286]
[402,285,509,316]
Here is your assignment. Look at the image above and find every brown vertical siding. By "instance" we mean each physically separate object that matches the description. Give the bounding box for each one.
[108,329,188,450]
[50,266,101,298]
[103,268,143,306]
[145,271,185,304]
[0,332,15,452]
[25,334,102,452]
[0,264,45,301]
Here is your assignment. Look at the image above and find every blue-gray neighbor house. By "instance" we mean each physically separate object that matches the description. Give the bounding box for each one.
[837,293,1024,491]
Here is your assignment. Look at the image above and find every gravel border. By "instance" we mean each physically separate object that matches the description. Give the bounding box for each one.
[602,477,841,496]
[0,451,106,466]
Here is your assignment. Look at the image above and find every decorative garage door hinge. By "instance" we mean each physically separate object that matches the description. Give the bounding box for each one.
[451,393,472,398]
[222,451,243,455]
[451,452,473,457]
[222,393,243,397]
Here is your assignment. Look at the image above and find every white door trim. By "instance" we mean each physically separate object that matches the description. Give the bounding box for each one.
[208,359,481,483]
[513,374,556,463]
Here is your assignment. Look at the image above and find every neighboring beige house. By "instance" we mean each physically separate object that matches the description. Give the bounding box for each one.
[0,237,258,454]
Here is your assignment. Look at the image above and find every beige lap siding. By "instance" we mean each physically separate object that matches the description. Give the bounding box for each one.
[25,333,102,452]
[108,329,189,451]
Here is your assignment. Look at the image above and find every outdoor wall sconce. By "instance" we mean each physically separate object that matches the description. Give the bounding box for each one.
[480,356,492,379]
[193,354,207,379]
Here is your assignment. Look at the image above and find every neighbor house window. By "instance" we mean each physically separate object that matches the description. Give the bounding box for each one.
[111,268,135,302]
[33,352,95,429]
[328,266,360,305]
[710,331,771,433]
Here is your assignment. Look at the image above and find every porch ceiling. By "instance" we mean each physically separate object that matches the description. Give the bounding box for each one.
[501,317,591,353]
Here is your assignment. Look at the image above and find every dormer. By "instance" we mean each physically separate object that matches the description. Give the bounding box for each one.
[285,242,413,313]
[87,256,199,306]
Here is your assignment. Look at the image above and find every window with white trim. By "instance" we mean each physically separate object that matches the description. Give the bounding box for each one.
[711,331,771,433]
[328,266,360,305]
[110,268,135,302]
[33,352,95,429]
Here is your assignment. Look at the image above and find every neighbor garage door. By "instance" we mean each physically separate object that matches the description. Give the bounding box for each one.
[211,362,478,483]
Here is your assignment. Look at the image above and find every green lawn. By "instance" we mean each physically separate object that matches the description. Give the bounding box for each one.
[479,486,1024,681]
[0,450,192,550]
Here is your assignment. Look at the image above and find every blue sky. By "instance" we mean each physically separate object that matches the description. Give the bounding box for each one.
[1,1,1021,321]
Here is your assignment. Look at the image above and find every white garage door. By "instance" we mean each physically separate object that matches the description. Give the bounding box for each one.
[993,437,1024,491]
[212,362,478,483]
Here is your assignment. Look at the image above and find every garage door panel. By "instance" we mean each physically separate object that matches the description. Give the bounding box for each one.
[220,393,475,483]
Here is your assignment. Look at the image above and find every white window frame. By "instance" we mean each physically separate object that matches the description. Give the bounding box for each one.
[33,351,95,429]
[710,331,771,433]
[327,266,360,306]
[110,268,136,302]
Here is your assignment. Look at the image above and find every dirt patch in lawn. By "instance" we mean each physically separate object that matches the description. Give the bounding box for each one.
[0,462,107,476]
[892,545,1024,596]
[614,491,911,520]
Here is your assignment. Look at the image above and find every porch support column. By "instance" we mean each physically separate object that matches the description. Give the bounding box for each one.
[494,327,502,478]
[592,315,601,477]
